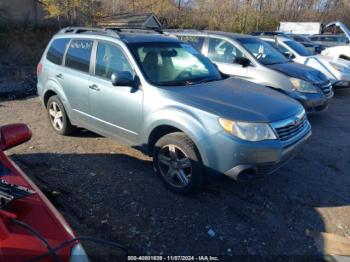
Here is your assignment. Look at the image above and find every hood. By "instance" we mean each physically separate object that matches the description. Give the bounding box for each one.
[160,77,302,123]
[266,62,328,84]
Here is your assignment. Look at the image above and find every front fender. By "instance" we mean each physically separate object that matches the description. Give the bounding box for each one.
[141,107,220,168]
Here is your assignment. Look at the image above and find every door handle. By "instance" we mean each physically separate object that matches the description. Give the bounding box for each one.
[56,73,64,79]
[89,84,100,91]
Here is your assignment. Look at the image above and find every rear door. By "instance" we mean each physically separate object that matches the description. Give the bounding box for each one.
[60,39,94,124]
[205,37,248,78]
[88,41,143,144]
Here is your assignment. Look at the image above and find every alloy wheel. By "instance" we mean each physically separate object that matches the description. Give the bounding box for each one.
[157,144,192,188]
[49,102,64,131]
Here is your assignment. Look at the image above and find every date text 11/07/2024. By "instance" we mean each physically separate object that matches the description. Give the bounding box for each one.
[127,255,220,261]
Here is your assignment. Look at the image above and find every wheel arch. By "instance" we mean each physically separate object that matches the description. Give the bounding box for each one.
[43,90,57,108]
[141,112,212,168]
[42,79,72,117]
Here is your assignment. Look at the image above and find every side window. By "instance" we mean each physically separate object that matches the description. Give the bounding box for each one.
[95,42,134,80]
[65,39,93,73]
[339,36,349,43]
[46,38,70,65]
[207,38,244,64]
[178,36,205,52]
[322,37,332,42]
[275,43,289,53]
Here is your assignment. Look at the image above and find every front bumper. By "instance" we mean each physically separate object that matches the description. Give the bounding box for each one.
[199,120,311,180]
[290,91,329,112]
[224,130,311,180]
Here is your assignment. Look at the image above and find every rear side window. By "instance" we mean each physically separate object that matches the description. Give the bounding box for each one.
[46,38,70,65]
[65,39,93,73]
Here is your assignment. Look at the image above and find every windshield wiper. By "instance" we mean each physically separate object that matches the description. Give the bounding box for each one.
[265,61,284,65]
[185,77,221,85]
[158,80,189,86]
[158,78,220,87]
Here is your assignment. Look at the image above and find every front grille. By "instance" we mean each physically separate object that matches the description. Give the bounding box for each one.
[318,81,333,97]
[273,112,308,142]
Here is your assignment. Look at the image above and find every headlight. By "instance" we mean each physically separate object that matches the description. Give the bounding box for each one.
[330,62,350,73]
[289,77,319,93]
[219,118,277,141]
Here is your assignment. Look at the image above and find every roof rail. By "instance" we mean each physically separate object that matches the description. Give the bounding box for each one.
[164,29,203,33]
[58,27,120,38]
[105,26,164,34]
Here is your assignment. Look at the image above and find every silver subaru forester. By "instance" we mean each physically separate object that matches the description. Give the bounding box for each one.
[37,27,311,194]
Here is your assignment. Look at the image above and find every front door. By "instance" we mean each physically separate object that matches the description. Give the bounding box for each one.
[88,41,143,144]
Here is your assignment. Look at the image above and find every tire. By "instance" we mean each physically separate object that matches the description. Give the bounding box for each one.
[47,95,76,136]
[153,132,204,194]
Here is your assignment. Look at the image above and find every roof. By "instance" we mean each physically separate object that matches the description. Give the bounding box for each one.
[97,13,162,29]
[167,29,254,40]
[56,26,179,44]
[120,33,180,44]
[259,35,291,42]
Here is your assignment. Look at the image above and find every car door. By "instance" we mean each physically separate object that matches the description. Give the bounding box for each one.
[88,41,143,144]
[205,37,248,78]
[61,39,93,125]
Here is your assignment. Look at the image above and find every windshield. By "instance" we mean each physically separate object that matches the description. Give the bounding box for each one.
[236,38,288,65]
[128,42,223,86]
[284,40,312,56]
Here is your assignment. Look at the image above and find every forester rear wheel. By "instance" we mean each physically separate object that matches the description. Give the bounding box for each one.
[47,95,76,136]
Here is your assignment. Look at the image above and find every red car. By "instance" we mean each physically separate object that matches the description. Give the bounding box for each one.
[0,124,89,261]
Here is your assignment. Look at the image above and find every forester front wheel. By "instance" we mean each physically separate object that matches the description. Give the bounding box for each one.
[153,132,204,194]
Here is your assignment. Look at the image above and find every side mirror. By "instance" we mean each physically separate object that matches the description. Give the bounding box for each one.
[283,51,295,59]
[233,57,251,67]
[111,71,136,87]
[0,124,32,151]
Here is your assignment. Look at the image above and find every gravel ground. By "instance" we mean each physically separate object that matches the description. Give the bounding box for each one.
[1,90,350,261]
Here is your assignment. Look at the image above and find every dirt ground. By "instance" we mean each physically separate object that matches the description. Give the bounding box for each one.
[1,90,350,261]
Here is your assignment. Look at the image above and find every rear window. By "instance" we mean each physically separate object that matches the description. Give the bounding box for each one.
[65,39,93,73]
[46,38,70,65]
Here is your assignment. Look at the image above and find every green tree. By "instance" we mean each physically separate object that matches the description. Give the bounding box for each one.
[40,0,104,26]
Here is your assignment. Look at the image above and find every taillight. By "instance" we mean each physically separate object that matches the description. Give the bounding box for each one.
[37,63,42,76]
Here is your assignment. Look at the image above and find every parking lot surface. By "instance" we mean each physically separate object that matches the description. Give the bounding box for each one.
[1,90,350,260]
